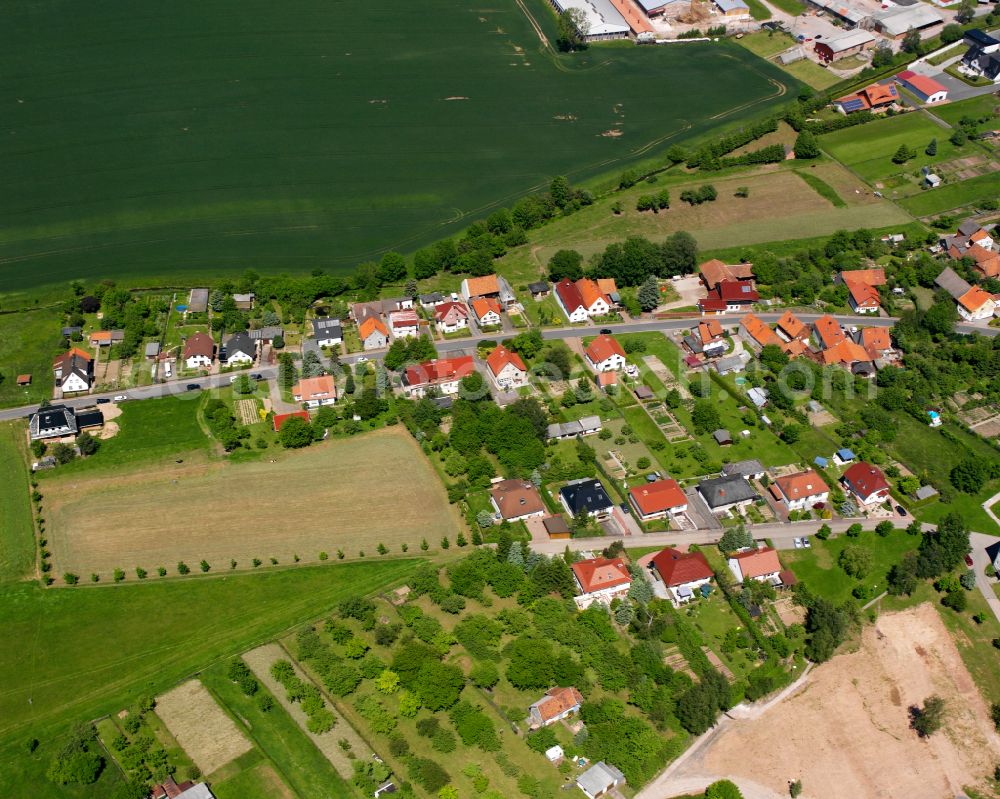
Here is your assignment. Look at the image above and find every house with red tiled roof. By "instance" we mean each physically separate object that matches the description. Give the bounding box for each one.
[842,461,891,506]
[956,286,997,321]
[966,244,1000,279]
[183,333,215,369]
[727,547,782,585]
[699,280,759,315]
[895,71,948,103]
[359,316,390,350]
[461,273,517,308]
[699,259,755,291]
[528,687,584,729]
[471,297,503,329]
[401,356,476,398]
[812,315,846,350]
[554,278,611,322]
[770,469,829,511]
[834,82,899,114]
[571,557,632,608]
[837,269,886,315]
[739,312,780,351]
[821,339,872,367]
[861,327,893,360]
[775,311,809,345]
[292,375,337,408]
[485,344,528,391]
[578,279,611,317]
[649,547,713,604]
[433,301,469,334]
[629,478,688,521]
[585,334,627,372]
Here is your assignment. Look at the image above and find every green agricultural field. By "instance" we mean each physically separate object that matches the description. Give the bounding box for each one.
[0,422,34,582]
[497,161,911,281]
[898,171,1000,217]
[0,0,796,293]
[0,559,418,799]
[820,113,965,183]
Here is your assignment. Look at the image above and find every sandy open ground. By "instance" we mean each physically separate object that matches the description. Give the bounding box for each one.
[45,426,461,575]
[156,680,251,776]
[662,604,1000,799]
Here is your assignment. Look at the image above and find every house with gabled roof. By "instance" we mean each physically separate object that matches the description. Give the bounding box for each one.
[471,297,502,329]
[699,259,754,291]
[649,547,713,604]
[728,546,783,585]
[775,310,809,346]
[935,267,972,300]
[770,469,828,511]
[739,312,780,351]
[89,329,124,347]
[860,326,893,360]
[490,478,545,522]
[697,475,759,515]
[183,332,215,369]
[402,356,475,398]
[842,461,891,506]
[433,301,469,333]
[553,278,590,323]
[312,317,343,347]
[812,315,846,350]
[389,309,420,338]
[222,332,256,365]
[528,686,584,729]
[585,334,626,372]
[571,557,632,608]
[699,280,758,315]
[629,478,688,521]
[359,316,390,350]
[292,375,337,407]
[53,348,94,394]
[485,344,527,391]
[956,286,997,321]
[577,762,626,799]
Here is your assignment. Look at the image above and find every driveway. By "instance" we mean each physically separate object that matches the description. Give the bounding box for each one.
[970,532,1000,626]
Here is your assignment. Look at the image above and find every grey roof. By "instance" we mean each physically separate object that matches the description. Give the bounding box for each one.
[528,281,549,293]
[76,409,105,428]
[934,267,972,300]
[714,352,750,374]
[821,29,875,53]
[187,288,209,312]
[577,762,626,796]
[547,415,601,439]
[957,219,981,237]
[697,475,759,508]
[722,459,765,479]
[747,386,769,408]
[874,4,942,36]
[30,405,78,439]
[683,335,703,354]
[550,0,629,37]
[232,292,255,304]
[560,479,614,515]
[634,385,654,400]
[716,0,749,11]
[419,292,444,304]
[636,0,681,10]
[713,429,733,444]
[809,0,869,24]
[145,342,161,357]
[224,332,255,357]
[249,326,283,341]
[61,326,82,336]
[312,317,343,338]
[544,515,572,534]
[915,485,939,500]
[176,784,216,799]
[778,47,806,64]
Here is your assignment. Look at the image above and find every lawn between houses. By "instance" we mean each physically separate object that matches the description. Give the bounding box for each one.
[0,559,420,799]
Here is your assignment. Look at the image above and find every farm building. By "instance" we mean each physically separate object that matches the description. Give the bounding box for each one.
[814,29,875,63]
[805,0,869,28]
[547,0,631,40]
[895,71,948,103]
[872,5,942,39]
[715,0,749,16]
[637,0,684,16]
[699,259,755,291]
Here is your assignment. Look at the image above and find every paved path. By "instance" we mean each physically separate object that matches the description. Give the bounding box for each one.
[983,491,1000,532]
[970,532,1000,627]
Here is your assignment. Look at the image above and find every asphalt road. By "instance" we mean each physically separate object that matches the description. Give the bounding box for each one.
[2,311,995,422]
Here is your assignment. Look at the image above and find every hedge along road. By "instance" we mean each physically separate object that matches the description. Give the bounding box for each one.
[0,0,797,291]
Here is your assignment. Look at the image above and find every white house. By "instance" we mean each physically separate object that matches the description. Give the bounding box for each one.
[956,286,997,321]
[584,334,627,372]
[389,309,420,338]
[770,469,829,511]
[359,317,390,350]
[433,301,469,334]
[183,333,215,370]
[485,344,528,390]
[223,333,256,366]
[401,356,475,398]
[570,557,632,609]
[53,348,93,394]
[554,277,611,322]
[727,546,782,585]
[292,375,337,408]
[312,318,343,347]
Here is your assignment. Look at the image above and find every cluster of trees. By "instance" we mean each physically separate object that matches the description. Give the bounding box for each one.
[46,724,104,786]
[799,588,859,663]
[590,232,698,287]
[203,398,250,451]
[636,189,670,212]
[679,185,717,206]
[448,390,546,480]
[683,117,780,170]
[108,697,178,785]
[705,144,786,172]
[383,336,436,371]
[270,658,336,733]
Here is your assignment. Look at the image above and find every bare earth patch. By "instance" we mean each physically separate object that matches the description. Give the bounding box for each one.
[156,680,251,776]
[697,604,1000,798]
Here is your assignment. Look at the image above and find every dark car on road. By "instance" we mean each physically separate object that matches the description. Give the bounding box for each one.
[251,373,264,381]
[895,505,907,517]
[186,383,202,391]
[96,398,110,404]
[599,328,612,335]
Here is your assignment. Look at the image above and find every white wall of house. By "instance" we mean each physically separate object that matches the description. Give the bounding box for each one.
[586,298,610,317]
[490,362,528,390]
[59,373,90,393]
[668,577,711,604]
[475,311,501,328]
[630,498,688,521]
[186,355,212,370]
[226,351,254,365]
[587,353,626,373]
[316,336,342,347]
[573,583,631,610]
[363,332,389,350]
[849,297,879,314]
[782,489,829,511]
[958,300,996,321]
[392,324,419,338]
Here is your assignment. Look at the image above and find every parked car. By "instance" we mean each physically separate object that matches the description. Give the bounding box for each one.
[251,373,264,381]
[895,505,907,517]
[965,554,974,568]
[793,537,803,549]
[356,356,369,363]
[96,398,110,404]
[802,537,811,548]
[599,328,612,335]
[186,383,202,391]
[113,394,128,402]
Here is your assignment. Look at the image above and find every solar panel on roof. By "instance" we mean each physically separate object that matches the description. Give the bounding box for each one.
[842,99,865,111]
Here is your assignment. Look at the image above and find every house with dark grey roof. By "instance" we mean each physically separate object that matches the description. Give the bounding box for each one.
[934,267,972,300]
[61,326,82,338]
[418,292,445,308]
[312,318,343,347]
[29,405,104,441]
[962,30,1000,82]
[713,429,733,445]
[222,332,256,365]
[528,281,550,298]
[721,459,766,480]
[560,479,614,518]
[697,475,759,515]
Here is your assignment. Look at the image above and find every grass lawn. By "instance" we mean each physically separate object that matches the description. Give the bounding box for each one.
[43,425,462,578]
[201,663,354,798]
[212,761,296,799]
[898,171,1000,217]
[0,307,61,407]
[0,422,34,582]
[820,112,964,183]
[735,31,798,59]
[926,43,966,66]
[0,559,419,799]
[497,161,911,283]
[780,527,920,605]
[781,59,841,90]
[929,94,998,131]
[0,0,796,293]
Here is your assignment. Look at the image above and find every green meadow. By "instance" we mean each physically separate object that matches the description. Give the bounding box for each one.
[0,0,795,293]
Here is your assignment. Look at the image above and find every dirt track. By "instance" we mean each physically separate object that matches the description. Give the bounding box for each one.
[655,604,1000,798]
